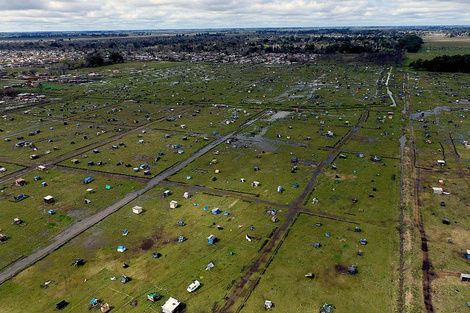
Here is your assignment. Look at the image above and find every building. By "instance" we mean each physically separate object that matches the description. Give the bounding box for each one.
[170,200,178,209]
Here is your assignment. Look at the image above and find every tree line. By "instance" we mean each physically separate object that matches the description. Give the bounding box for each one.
[410,54,470,73]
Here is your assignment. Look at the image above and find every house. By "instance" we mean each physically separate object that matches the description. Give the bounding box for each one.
[161,297,181,313]
[170,200,178,209]
[132,206,143,214]
[208,234,216,244]
[117,246,126,252]
[147,293,161,302]
[15,178,26,186]
[44,195,54,203]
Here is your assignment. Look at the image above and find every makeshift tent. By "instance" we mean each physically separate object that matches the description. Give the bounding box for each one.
[147,293,161,302]
[15,179,26,186]
[55,300,68,310]
[206,262,215,270]
[170,200,178,209]
[44,195,54,203]
[132,206,143,214]
[47,209,55,215]
[120,275,129,284]
[117,246,126,252]
[348,265,358,275]
[161,297,180,313]
[265,300,273,309]
[208,234,216,244]
[212,208,220,214]
[84,177,93,184]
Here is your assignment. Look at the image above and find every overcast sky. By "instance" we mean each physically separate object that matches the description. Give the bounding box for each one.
[0,0,469,32]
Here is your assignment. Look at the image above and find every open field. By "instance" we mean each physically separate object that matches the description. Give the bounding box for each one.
[0,52,469,313]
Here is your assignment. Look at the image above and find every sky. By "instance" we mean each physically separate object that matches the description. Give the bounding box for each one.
[0,0,469,32]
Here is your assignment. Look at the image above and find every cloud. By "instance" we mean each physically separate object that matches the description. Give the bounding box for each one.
[0,0,469,32]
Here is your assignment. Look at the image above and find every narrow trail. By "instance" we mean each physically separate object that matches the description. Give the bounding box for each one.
[406,84,435,313]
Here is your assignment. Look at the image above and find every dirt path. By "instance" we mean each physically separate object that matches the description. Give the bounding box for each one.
[0,110,266,285]
[386,67,397,107]
[407,87,435,313]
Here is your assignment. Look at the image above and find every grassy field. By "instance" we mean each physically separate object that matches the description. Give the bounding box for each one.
[0,185,283,313]
[0,169,143,270]
[243,213,398,312]
[0,52,469,313]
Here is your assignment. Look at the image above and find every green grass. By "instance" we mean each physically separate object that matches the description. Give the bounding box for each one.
[243,213,399,312]
[0,169,143,270]
[0,185,284,312]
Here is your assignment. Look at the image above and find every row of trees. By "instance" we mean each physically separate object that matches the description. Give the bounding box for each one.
[410,55,470,73]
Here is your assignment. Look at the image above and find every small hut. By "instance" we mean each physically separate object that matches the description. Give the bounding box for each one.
[170,200,178,209]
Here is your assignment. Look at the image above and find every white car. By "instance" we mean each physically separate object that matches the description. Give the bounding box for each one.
[187,280,201,293]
